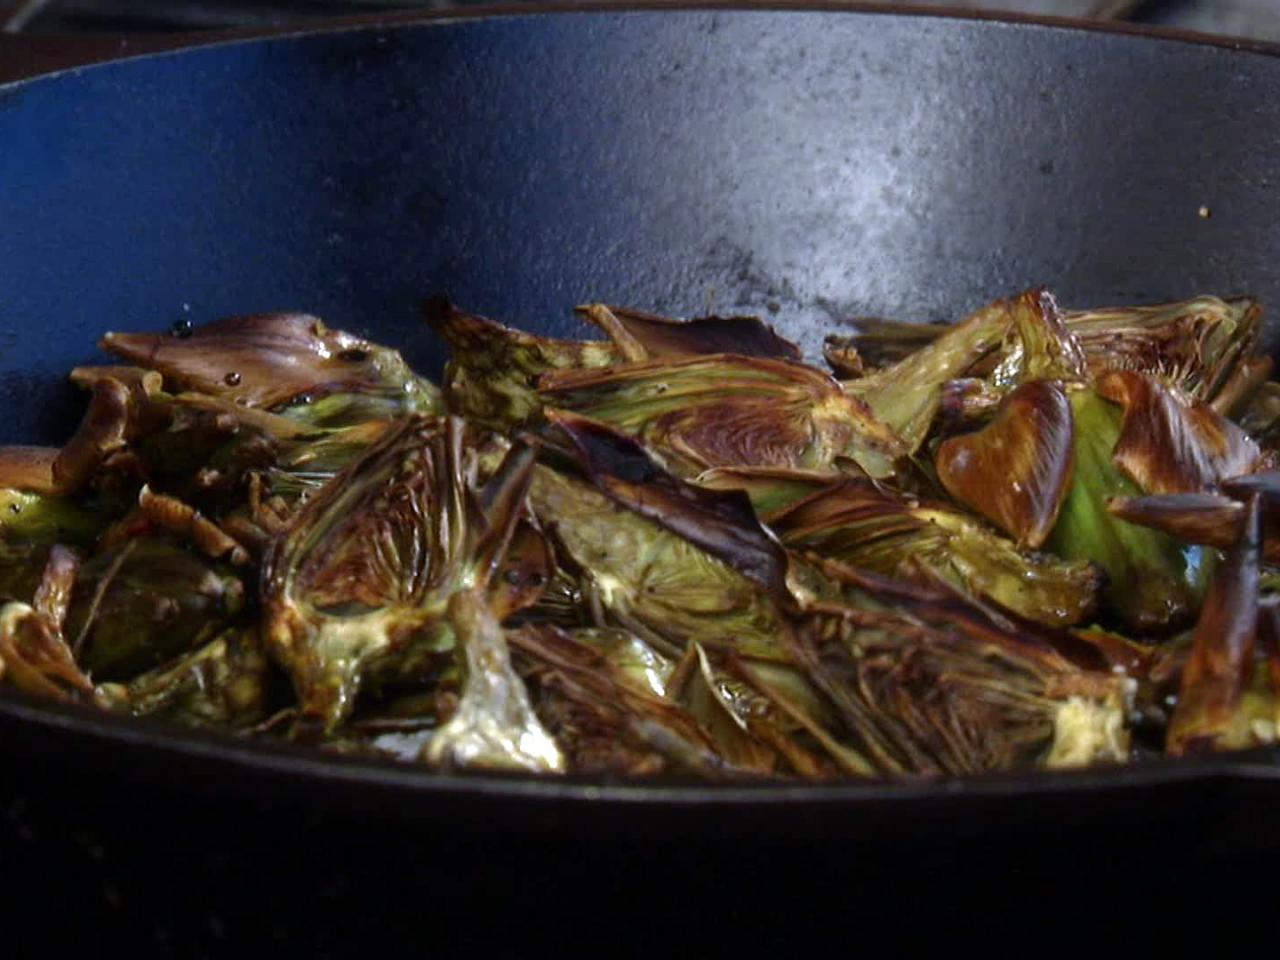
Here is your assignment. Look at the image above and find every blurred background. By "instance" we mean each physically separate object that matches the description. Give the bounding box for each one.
[1,0,1279,42]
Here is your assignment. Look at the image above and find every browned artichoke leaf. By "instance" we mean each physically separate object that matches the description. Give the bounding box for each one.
[1240,381,1280,445]
[831,317,946,370]
[568,627,675,697]
[769,480,1101,627]
[0,448,62,497]
[1062,296,1260,403]
[1210,356,1274,420]
[821,336,864,379]
[488,519,555,621]
[794,601,1132,775]
[674,644,844,778]
[102,312,439,414]
[578,303,801,364]
[936,380,1074,550]
[265,419,397,504]
[844,295,1014,454]
[510,625,726,777]
[427,299,616,430]
[98,627,271,730]
[541,354,903,479]
[0,601,95,701]
[1167,496,1261,755]
[936,377,1005,428]
[1095,369,1261,495]
[1106,493,1244,550]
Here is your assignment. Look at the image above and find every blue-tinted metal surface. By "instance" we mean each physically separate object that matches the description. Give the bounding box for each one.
[2,10,1279,445]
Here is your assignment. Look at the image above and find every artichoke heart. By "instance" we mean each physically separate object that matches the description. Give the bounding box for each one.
[262,415,527,733]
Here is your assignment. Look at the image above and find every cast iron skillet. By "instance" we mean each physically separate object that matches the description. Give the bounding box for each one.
[2,5,1280,946]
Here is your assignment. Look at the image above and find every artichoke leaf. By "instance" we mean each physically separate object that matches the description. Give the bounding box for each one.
[796,598,1132,776]
[102,312,440,414]
[844,296,1014,453]
[527,461,789,661]
[98,627,270,730]
[426,298,616,431]
[821,337,864,379]
[692,466,848,516]
[509,624,724,776]
[0,448,62,497]
[829,317,947,370]
[988,289,1088,388]
[541,354,903,479]
[578,303,801,363]
[262,415,539,733]
[1062,295,1260,403]
[424,589,563,772]
[936,380,1075,549]
[1047,388,1206,633]
[547,410,790,599]
[67,539,246,681]
[1167,496,1262,755]
[1095,369,1261,495]
[1106,493,1245,551]
[0,601,95,701]
[769,479,1101,627]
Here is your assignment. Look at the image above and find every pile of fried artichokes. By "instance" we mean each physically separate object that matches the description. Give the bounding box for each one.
[2,289,1277,779]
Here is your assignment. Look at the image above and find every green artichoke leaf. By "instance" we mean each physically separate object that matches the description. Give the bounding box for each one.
[427,299,616,431]
[527,452,789,661]
[526,412,795,658]
[541,354,904,479]
[769,479,1102,628]
[692,466,849,516]
[844,295,1014,454]
[98,627,271,730]
[66,538,246,681]
[1047,389,1209,633]
[424,590,564,772]
[986,289,1087,389]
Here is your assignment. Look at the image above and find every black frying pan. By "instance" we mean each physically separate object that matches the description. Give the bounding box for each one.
[2,6,1280,949]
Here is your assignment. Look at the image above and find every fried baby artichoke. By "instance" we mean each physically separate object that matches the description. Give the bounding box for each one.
[3,288,1278,778]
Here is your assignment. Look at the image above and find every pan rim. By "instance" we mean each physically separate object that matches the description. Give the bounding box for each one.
[2,1,1280,89]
